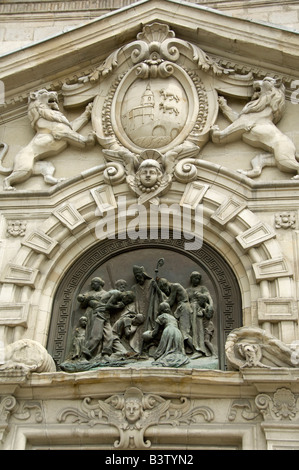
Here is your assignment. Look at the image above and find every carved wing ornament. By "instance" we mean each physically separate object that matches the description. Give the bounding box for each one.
[85,23,235,84]
[57,387,214,450]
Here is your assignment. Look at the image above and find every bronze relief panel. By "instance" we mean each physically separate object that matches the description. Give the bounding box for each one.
[47,237,242,371]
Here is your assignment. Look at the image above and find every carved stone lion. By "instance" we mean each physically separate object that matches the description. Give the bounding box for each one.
[0,89,95,190]
[211,77,299,179]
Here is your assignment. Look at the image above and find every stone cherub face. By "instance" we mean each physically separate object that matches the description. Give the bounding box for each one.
[124,398,143,424]
[135,159,163,192]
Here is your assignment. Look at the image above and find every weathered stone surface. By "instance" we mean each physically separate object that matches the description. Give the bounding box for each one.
[0,0,299,451]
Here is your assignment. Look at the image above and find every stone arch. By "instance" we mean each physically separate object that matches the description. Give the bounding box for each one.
[0,176,295,350]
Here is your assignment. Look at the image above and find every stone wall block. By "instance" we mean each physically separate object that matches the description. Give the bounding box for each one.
[252,257,293,282]
[210,197,247,227]
[53,203,86,234]
[1,264,39,288]
[0,303,29,328]
[21,230,59,258]
[236,222,276,251]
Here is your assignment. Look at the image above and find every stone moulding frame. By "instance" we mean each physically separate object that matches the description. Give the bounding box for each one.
[47,235,242,370]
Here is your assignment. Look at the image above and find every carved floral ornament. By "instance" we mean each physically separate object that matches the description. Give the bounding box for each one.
[0,394,44,444]
[228,388,299,423]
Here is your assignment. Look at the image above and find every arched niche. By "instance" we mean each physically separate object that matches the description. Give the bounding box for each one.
[47,234,242,371]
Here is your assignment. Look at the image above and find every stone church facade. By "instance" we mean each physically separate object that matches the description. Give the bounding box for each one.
[0,0,299,450]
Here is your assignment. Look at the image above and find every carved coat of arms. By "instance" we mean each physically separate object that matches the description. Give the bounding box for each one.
[60,23,253,202]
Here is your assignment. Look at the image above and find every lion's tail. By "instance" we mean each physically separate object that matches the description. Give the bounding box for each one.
[0,142,12,175]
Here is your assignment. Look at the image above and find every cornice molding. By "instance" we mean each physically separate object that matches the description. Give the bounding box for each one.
[0,0,297,16]
[0,0,298,118]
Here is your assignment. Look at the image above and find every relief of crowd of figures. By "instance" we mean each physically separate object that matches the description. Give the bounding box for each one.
[60,260,216,371]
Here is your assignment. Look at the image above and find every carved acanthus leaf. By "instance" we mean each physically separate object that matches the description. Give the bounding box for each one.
[228,399,260,422]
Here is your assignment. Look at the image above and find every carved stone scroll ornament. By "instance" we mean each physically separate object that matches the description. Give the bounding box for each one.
[0,339,56,375]
[225,326,298,370]
[0,395,44,444]
[0,90,95,191]
[211,77,299,179]
[57,387,214,450]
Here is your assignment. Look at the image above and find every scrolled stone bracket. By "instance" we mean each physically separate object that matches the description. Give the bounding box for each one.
[255,388,298,422]
[0,395,17,444]
[0,394,44,446]
[254,387,299,449]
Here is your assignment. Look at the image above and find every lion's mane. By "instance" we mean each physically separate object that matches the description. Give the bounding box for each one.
[28,100,72,129]
[240,80,286,124]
